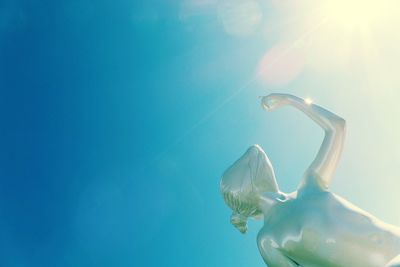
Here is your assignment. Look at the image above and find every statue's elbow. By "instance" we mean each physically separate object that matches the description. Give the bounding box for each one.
[332,117,346,132]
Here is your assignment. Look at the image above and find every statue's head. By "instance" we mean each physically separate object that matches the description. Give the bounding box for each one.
[220,145,279,234]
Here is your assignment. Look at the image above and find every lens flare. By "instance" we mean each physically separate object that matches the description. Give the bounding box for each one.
[218,0,263,37]
[257,43,305,86]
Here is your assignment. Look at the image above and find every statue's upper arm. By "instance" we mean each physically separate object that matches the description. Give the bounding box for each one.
[257,232,299,267]
[300,117,346,191]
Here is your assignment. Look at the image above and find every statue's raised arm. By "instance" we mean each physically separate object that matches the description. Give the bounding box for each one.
[261,93,346,191]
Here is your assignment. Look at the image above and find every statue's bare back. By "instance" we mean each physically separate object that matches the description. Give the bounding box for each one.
[258,190,400,267]
[220,94,400,267]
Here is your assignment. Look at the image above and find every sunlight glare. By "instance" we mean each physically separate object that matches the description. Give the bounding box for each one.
[299,0,397,71]
[322,0,386,31]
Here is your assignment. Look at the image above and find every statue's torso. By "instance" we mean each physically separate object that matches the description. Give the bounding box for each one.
[257,191,400,267]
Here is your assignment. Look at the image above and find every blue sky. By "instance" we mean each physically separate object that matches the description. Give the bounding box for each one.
[1,0,400,266]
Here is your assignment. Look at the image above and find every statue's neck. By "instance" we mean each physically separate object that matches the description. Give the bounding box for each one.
[259,191,289,219]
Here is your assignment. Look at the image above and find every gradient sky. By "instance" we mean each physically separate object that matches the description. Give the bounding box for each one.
[1,0,400,266]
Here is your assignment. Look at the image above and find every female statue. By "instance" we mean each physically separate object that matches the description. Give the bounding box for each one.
[220,93,400,267]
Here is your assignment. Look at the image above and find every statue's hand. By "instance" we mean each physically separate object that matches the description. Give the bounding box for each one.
[261,93,292,111]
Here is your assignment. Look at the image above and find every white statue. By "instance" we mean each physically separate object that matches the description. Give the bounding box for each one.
[220,93,400,267]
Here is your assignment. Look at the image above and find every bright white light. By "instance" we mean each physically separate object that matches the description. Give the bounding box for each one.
[322,0,385,31]
[288,0,400,72]
[305,98,313,105]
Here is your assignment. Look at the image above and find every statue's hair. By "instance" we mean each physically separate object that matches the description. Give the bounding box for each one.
[222,187,260,217]
[230,212,248,234]
[220,145,278,233]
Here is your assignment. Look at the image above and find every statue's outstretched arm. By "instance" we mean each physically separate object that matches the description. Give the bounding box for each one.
[261,93,346,191]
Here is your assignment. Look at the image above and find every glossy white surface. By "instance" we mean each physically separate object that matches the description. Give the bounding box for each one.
[220,94,400,267]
